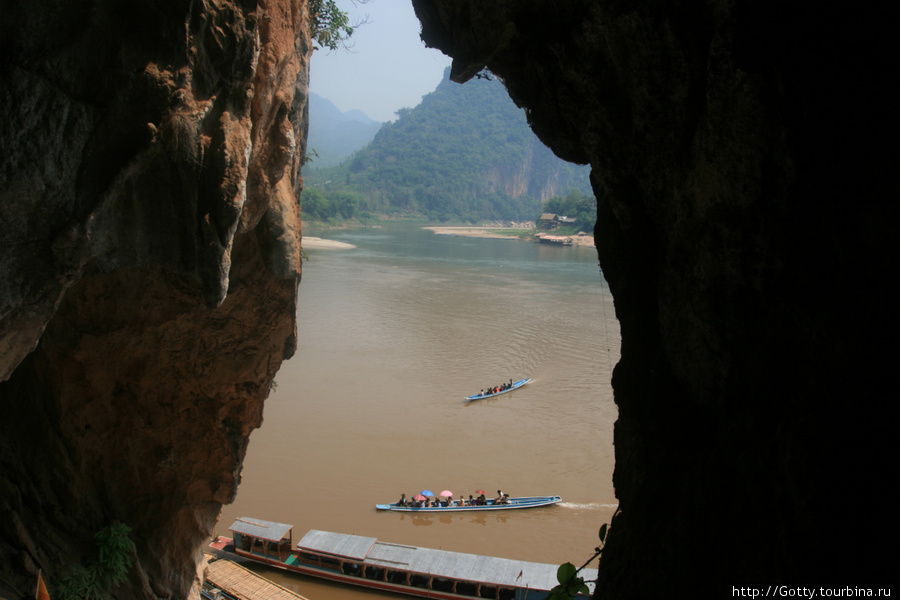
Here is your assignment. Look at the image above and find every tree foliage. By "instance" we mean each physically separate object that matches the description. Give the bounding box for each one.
[308,0,355,51]
[301,186,364,221]
[54,522,135,600]
[541,189,597,232]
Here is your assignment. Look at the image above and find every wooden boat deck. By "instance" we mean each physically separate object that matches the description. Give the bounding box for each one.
[204,553,309,600]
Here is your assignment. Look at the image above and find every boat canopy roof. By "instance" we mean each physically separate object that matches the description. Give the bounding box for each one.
[297,530,378,561]
[229,517,293,542]
[296,530,597,593]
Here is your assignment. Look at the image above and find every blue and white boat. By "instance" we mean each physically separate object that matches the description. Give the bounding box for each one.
[376,495,561,512]
[465,378,532,401]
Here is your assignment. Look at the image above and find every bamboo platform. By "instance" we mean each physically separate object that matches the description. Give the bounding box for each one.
[204,553,309,600]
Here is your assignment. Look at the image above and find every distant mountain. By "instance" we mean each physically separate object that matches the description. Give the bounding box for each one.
[307,93,382,168]
[303,68,591,223]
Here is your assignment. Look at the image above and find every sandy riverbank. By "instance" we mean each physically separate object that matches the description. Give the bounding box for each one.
[423,226,595,247]
[301,236,356,249]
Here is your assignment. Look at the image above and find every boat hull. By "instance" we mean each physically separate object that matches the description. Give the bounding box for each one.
[375,495,561,512]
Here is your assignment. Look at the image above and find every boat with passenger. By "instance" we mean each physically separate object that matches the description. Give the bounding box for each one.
[209,518,596,600]
[465,378,532,401]
[376,495,561,512]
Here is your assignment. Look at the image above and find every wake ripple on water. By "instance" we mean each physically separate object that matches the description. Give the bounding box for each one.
[558,502,619,511]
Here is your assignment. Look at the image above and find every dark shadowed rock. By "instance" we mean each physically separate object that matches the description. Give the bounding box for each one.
[413,0,895,596]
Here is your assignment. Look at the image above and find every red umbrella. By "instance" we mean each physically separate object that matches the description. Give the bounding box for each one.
[475,489,487,495]
[413,494,426,501]
[439,490,454,497]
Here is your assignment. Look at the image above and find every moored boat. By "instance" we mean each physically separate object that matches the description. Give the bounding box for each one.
[534,233,574,245]
[210,518,596,600]
[376,495,562,512]
[465,378,532,401]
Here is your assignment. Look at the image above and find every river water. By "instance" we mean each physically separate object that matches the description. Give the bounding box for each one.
[213,224,621,599]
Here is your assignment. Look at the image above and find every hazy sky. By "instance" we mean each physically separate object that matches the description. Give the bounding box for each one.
[309,0,452,122]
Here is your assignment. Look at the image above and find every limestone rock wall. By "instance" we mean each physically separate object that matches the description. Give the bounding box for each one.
[413,1,895,595]
[482,137,577,202]
[0,0,310,597]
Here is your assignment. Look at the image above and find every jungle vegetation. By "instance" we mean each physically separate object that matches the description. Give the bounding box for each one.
[303,68,591,224]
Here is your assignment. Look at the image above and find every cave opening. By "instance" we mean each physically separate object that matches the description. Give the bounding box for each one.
[2,1,895,598]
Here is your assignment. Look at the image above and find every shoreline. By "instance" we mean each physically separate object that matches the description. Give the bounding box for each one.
[301,236,356,249]
[301,227,595,249]
[423,226,595,247]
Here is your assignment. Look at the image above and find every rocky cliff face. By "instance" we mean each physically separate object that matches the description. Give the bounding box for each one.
[413,0,895,595]
[0,0,310,597]
[482,137,579,202]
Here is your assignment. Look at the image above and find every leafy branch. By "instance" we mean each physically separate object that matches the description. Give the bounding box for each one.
[303,148,320,166]
[308,0,370,52]
[547,509,619,600]
[54,522,135,600]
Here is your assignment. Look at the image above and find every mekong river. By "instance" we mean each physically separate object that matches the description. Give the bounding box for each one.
[213,224,620,599]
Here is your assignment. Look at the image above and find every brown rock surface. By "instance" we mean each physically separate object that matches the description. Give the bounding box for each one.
[1,0,310,597]
[413,0,895,596]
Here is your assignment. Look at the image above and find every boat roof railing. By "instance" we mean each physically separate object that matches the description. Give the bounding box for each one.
[229,517,293,542]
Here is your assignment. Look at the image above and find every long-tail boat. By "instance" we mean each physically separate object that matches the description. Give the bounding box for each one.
[465,378,532,401]
[376,495,561,512]
[209,517,595,600]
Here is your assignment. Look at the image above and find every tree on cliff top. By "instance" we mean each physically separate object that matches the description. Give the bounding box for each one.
[309,0,370,51]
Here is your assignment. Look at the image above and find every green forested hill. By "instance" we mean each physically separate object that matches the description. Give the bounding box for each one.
[303,69,591,222]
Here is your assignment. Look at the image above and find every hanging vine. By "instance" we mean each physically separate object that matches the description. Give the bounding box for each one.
[547,508,620,599]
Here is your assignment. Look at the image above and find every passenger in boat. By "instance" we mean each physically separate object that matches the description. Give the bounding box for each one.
[494,490,505,504]
[476,494,486,505]
[497,493,511,505]
[398,493,407,506]
[458,495,466,507]
[467,494,475,505]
